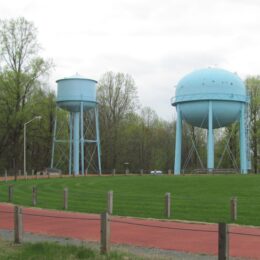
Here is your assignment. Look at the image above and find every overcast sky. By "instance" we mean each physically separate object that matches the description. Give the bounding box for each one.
[1,0,260,120]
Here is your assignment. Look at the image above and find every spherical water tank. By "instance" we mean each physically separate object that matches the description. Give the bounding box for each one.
[171,68,248,129]
[56,74,97,112]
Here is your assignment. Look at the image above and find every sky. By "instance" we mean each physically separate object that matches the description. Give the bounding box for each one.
[1,0,260,120]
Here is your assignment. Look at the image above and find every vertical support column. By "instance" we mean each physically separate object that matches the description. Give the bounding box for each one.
[64,188,68,210]
[95,107,102,175]
[207,101,214,171]
[218,223,229,260]
[101,212,110,254]
[14,206,23,244]
[174,105,182,175]
[165,192,171,218]
[107,191,113,214]
[73,112,80,175]
[69,112,73,176]
[51,111,58,168]
[240,104,247,174]
[230,197,237,221]
[32,186,37,206]
[80,102,84,176]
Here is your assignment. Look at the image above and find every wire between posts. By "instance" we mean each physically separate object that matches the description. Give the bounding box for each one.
[22,212,100,221]
[110,219,217,233]
[0,210,14,214]
[229,231,260,238]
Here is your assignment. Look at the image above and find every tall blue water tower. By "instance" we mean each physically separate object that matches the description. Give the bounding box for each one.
[51,74,101,175]
[171,68,250,175]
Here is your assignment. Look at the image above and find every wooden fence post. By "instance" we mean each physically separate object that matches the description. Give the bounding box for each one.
[112,169,116,176]
[107,191,113,214]
[4,169,7,182]
[218,223,229,260]
[64,188,68,210]
[230,197,237,221]
[165,192,171,218]
[8,185,13,202]
[14,206,23,243]
[100,212,110,254]
[32,186,37,206]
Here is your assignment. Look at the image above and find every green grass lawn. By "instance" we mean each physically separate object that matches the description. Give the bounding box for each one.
[0,174,260,226]
[0,239,143,260]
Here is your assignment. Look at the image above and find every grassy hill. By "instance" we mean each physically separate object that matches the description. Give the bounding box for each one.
[1,174,260,226]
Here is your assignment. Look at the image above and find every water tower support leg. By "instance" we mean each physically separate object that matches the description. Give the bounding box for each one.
[69,113,73,175]
[73,112,80,175]
[80,102,84,176]
[51,112,57,168]
[95,107,102,175]
[240,104,247,174]
[207,101,214,172]
[174,105,182,175]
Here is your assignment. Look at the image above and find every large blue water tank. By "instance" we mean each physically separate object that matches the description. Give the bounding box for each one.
[171,68,248,129]
[56,75,97,112]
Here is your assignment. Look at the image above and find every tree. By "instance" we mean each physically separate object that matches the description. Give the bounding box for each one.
[0,17,52,172]
[246,77,260,173]
[97,71,138,169]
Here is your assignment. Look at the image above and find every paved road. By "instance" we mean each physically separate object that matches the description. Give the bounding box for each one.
[0,203,260,259]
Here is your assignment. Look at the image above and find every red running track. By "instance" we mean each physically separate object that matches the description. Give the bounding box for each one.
[0,203,260,259]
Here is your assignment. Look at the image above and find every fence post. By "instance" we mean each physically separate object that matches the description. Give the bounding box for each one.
[168,169,171,176]
[8,185,13,202]
[100,212,110,254]
[112,169,116,176]
[32,186,37,206]
[125,168,129,175]
[165,192,171,218]
[14,206,23,243]
[64,188,68,210]
[107,191,113,214]
[230,197,237,221]
[4,169,7,183]
[140,169,143,175]
[218,223,229,260]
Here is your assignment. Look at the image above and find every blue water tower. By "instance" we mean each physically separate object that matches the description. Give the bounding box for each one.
[51,74,101,175]
[171,68,250,174]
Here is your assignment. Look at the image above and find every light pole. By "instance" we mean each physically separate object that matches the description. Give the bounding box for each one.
[24,116,42,176]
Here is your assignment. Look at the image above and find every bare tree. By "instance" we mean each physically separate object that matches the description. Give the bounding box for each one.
[97,71,138,169]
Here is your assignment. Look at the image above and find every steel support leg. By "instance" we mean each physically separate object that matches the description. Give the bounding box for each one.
[240,104,248,174]
[95,107,102,175]
[207,101,214,171]
[174,105,182,175]
[73,112,80,175]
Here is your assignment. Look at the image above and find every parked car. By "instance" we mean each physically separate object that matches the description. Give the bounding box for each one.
[150,170,163,175]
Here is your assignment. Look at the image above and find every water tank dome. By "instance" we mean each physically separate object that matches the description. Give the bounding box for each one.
[171,68,248,129]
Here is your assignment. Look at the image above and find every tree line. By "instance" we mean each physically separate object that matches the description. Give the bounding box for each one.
[0,17,259,174]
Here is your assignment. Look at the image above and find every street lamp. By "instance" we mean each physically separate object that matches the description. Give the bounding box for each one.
[24,116,42,176]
